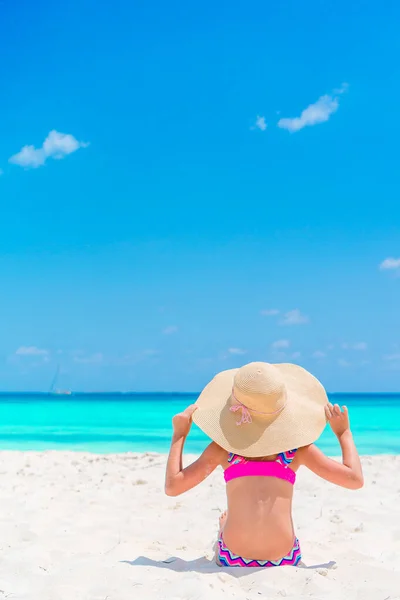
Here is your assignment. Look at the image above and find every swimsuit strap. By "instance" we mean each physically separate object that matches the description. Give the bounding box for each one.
[229,450,297,465]
[276,449,298,466]
[228,452,248,465]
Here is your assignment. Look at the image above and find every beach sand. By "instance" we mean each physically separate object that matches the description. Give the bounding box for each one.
[0,452,399,599]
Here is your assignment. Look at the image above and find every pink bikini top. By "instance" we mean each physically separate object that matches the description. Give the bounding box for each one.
[224,449,297,485]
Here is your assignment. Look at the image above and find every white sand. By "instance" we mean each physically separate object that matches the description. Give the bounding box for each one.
[0,452,399,600]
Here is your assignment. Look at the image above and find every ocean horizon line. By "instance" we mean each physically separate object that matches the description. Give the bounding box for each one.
[0,392,398,455]
[0,391,399,397]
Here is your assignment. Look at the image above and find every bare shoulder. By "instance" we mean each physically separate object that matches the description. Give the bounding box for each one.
[200,441,228,466]
[295,443,327,466]
[295,444,317,463]
[288,444,324,471]
[287,445,311,470]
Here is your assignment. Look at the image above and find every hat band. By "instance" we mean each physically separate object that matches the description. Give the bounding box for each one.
[230,389,286,426]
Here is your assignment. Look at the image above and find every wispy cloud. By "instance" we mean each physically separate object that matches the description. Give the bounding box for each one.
[228,347,247,355]
[382,353,400,370]
[383,363,400,371]
[342,342,368,351]
[111,350,161,366]
[252,116,267,131]
[313,350,326,358]
[272,339,290,349]
[291,351,301,359]
[9,130,89,169]
[261,309,280,316]
[353,342,367,351]
[163,325,178,335]
[16,346,49,357]
[74,352,104,364]
[277,84,347,133]
[338,358,351,368]
[380,257,400,271]
[383,353,400,361]
[281,309,309,325]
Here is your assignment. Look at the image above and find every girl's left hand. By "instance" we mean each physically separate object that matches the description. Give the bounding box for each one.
[325,402,350,438]
[172,404,197,437]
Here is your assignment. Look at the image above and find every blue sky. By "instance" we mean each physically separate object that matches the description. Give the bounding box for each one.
[0,0,399,392]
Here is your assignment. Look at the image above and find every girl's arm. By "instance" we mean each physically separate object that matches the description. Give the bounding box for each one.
[165,405,225,496]
[299,403,364,490]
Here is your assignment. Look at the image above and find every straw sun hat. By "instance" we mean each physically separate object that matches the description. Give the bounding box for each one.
[192,362,328,457]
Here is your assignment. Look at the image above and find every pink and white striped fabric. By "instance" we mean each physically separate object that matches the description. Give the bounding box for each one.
[217,535,301,568]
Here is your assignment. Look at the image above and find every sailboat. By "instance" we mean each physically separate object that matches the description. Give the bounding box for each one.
[49,364,72,395]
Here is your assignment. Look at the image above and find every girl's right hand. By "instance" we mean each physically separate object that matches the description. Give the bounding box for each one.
[325,402,350,438]
[172,404,197,437]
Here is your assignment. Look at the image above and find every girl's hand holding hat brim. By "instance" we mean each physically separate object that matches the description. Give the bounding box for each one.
[172,404,198,437]
[325,402,350,439]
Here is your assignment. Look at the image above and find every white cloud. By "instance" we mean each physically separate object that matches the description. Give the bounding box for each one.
[291,351,301,359]
[383,353,400,361]
[313,350,326,358]
[272,339,290,349]
[277,85,347,133]
[9,130,89,169]
[112,354,137,366]
[338,358,351,368]
[43,130,88,158]
[333,83,349,94]
[383,362,400,371]
[16,346,49,356]
[228,347,247,355]
[353,342,367,351]
[380,258,400,271]
[253,116,267,131]
[163,326,178,335]
[74,352,104,364]
[261,309,280,316]
[342,342,367,351]
[281,309,309,325]
[10,145,46,168]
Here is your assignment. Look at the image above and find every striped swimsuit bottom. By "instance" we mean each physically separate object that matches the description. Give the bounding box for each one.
[217,449,302,568]
[217,534,301,568]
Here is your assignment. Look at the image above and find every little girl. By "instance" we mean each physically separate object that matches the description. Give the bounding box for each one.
[165,362,363,567]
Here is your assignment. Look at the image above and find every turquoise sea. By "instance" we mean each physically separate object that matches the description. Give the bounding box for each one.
[0,393,398,455]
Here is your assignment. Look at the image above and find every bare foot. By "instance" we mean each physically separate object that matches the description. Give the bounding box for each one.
[218,510,228,533]
[214,511,228,564]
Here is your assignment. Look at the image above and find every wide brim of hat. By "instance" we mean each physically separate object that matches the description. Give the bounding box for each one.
[192,363,328,457]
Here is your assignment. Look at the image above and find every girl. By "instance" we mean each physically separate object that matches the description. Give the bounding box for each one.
[165,362,363,567]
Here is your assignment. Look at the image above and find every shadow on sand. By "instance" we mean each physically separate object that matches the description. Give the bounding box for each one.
[122,555,336,576]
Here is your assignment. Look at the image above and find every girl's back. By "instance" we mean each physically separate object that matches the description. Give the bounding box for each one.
[222,451,299,560]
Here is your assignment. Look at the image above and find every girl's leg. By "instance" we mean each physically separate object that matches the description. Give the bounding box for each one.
[218,510,228,535]
[215,511,228,566]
